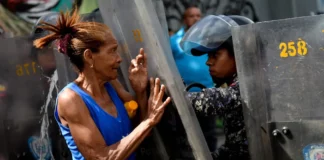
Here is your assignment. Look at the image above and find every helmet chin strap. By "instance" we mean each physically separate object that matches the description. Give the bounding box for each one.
[213,73,237,87]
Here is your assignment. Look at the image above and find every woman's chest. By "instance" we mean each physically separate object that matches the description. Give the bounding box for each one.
[96,110,131,145]
[95,97,118,118]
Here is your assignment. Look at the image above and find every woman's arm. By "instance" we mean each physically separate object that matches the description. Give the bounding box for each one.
[110,79,147,120]
[57,90,152,160]
[186,81,240,117]
[134,88,148,120]
[110,79,134,102]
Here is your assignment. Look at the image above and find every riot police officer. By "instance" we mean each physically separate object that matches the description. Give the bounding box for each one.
[170,6,214,92]
[181,15,254,160]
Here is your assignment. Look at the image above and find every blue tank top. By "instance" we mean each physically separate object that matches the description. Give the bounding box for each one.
[54,82,135,160]
[170,27,214,92]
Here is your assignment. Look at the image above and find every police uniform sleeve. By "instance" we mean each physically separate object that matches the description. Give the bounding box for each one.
[186,82,240,117]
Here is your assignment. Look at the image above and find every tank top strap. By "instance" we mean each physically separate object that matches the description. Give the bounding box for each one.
[67,82,89,97]
[56,82,102,122]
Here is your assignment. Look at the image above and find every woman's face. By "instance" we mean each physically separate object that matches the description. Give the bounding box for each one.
[206,48,237,79]
[90,34,122,81]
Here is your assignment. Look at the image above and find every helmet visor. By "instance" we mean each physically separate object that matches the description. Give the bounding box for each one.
[180,15,239,55]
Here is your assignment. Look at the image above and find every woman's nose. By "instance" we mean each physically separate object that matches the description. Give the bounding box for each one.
[116,53,122,63]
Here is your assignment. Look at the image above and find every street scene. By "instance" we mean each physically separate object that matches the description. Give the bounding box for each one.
[1,0,324,160]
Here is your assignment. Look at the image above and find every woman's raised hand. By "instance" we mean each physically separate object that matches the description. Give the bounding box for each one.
[146,78,171,125]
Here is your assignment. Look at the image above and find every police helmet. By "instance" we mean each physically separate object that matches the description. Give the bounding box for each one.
[31,12,59,40]
[30,12,59,59]
[180,15,254,56]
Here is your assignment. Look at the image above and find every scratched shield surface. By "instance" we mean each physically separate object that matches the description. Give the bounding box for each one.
[97,0,212,160]
[232,15,324,160]
[0,37,70,160]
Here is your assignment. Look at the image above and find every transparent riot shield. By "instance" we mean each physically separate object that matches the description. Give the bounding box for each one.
[232,15,324,160]
[98,0,212,160]
[152,0,169,39]
[0,37,71,160]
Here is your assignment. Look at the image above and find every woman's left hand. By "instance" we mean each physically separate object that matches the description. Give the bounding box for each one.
[129,48,148,93]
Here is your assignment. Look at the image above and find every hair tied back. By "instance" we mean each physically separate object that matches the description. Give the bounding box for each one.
[57,27,77,55]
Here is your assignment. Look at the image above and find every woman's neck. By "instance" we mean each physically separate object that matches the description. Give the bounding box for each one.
[75,71,107,97]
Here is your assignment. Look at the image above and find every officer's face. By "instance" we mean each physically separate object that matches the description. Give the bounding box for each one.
[36,48,56,74]
[206,48,236,78]
[184,7,201,28]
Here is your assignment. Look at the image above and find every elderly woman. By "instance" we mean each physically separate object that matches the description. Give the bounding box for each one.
[33,11,171,160]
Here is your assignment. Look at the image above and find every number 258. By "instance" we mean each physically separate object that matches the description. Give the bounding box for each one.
[279,38,308,58]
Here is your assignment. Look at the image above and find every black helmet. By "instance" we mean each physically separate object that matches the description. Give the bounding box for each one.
[31,12,59,40]
[180,15,254,56]
[29,12,59,64]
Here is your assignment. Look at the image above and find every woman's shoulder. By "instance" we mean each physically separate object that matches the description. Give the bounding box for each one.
[58,88,80,102]
[57,88,85,117]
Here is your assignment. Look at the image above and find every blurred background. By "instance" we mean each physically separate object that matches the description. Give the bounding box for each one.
[1,0,324,38]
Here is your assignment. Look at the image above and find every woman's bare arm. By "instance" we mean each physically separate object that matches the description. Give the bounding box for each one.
[57,89,153,160]
[110,79,148,120]
[110,80,134,102]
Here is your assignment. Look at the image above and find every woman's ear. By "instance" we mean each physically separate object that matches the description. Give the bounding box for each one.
[83,49,94,66]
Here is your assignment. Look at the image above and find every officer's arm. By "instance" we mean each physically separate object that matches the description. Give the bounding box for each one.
[57,89,153,160]
[186,82,240,117]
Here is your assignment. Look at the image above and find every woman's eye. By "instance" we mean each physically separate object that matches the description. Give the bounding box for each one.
[109,49,114,54]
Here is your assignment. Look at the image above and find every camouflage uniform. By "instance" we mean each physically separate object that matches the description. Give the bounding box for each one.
[186,78,250,160]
